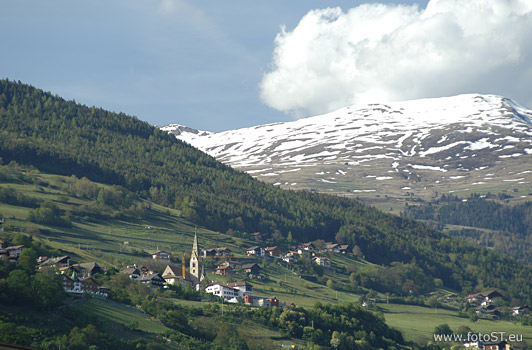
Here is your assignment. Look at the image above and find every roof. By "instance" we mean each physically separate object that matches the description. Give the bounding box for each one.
[339,245,350,250]
[138,273,164,281]
[227,281,252,287]
[242,263,260,269]
[6,245,24,250]
[302,242,314,247]
[247,246,261,251]
[74,262,100,271]
[39,255,70,266]
[216,265,232,270]
[121,267,140,274]
[153,250,170,255]
[265,246,279,251]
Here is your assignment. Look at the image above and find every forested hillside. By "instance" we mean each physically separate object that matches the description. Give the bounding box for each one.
[402,194,532,263]
[2,79,532,302]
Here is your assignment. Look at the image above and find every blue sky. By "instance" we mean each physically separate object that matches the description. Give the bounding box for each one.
[2,0,531,132]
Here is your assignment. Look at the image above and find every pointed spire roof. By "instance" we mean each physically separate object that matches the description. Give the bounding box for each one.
[192,227,199,258]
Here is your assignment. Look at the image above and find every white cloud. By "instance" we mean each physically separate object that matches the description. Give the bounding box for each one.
[260,0,532,117]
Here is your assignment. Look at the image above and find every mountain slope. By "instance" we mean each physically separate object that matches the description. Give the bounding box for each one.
[3,80,532,302]
[167,94,532,203]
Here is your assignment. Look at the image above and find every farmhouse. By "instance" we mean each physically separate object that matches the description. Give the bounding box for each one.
[246,246,265,257]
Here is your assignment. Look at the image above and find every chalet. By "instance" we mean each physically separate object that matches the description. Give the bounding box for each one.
[120,267,141,279]
[39,256,73,269]
[6,245,24,258]
[323,243,340,253]
[152,250,171,261]
[246,246,265,257]
[511,305,530,316]
[216,265,233,276]
[464,341,511,350]
[205,282,240,301]
[203,248,217,257]
[338,245,350,254]
[72,262,102,277]
[298,242,315,254]
[265,246,282,258]
[221,260,241,269]
[138,273,165,287]
[267,297,280,307]
[312,256,331,267]
[215,247,232,256]
[466,290,503,305]
[227,281,253,297]
[285,250,300,258]
[242,263,261,275]
[282,255,296,264]
[62,272,108,297]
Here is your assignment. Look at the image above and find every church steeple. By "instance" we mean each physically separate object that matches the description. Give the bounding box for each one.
[190,227,201,280]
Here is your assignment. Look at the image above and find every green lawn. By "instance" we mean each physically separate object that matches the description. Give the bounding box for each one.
[380,303,532,344]
[70,298,170,335]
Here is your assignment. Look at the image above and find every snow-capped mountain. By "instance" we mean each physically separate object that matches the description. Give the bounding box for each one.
[163,94,532,202]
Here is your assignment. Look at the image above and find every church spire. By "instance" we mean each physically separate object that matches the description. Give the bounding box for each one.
[190,226,202,280]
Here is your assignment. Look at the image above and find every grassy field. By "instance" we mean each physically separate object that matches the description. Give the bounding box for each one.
[70,298,170,336]
[380,303,532,344]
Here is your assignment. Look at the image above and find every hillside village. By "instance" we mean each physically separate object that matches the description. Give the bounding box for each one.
[4,231,531,328]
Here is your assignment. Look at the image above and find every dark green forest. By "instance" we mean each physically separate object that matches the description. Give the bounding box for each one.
[402,194,532,263]
[2,79,532,302]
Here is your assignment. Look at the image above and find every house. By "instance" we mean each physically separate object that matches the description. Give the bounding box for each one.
[120,267,141,279]
[282,255,295,264]
[62,272,108,297]
[72,262,102,277]
[246,246,265,257]
[323,243,340,253]
[242,263,261,275]
[265,246,282,258]
[511,305,530,316]
[285,250,300,258]
[338,245,350,254]
[215,247,232,256]
[216,265,233,276]
[298,242,315,254]
[39,256,73,269]
[221,260,241,269]
[152,250,171,261]
[312,256,331,267]
[138,273,165,287]
[6,245,24,258]
[203,248,217,257]
[267,297,280,307]
[465,341,511,350]
[227,281,253,297]
[465,290,503,305]
[205,282,240,301]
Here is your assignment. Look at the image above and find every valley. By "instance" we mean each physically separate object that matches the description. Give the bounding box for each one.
[1,80,532,349]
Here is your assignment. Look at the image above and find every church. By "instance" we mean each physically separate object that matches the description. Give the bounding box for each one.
[161,229,206,290]
[189,229,206,289]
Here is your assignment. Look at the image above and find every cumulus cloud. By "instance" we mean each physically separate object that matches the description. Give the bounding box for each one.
[260,0,532,117]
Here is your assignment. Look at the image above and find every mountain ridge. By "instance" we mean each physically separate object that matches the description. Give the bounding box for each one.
[164,94,532,203]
